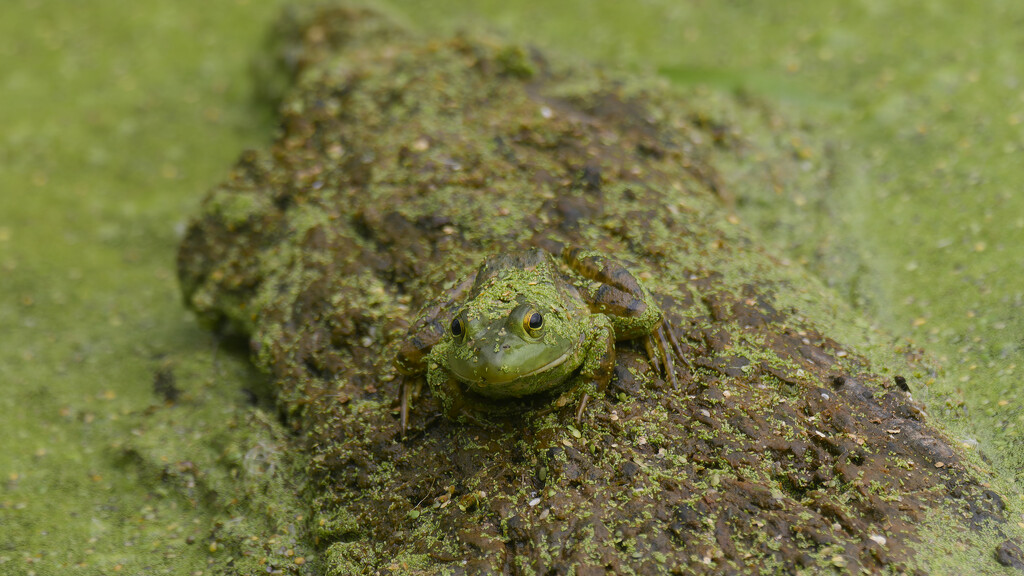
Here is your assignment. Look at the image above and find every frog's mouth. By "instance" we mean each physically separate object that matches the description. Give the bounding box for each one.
[491,351,569,384]
[450,349,571,387]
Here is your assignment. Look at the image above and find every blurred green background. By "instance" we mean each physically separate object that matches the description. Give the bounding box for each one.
[3,0,1023,572]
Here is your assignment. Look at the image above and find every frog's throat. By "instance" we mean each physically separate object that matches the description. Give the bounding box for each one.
[453,350,571,387]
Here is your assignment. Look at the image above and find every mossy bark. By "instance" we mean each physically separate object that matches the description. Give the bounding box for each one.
[177,4,1021,574]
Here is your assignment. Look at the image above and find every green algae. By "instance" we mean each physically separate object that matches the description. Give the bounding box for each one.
[0,0,305,573]
[4,1,1024,575]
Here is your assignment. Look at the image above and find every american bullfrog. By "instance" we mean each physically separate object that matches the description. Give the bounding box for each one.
[394,246,679,433]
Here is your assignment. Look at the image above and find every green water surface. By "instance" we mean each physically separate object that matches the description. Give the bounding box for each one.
[3,0,1023,573]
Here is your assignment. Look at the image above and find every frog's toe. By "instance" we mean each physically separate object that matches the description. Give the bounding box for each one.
[661,321,696,386]
[396,375,427,437]
[643,329,678,389]
[657,326,680,389]
[643,322,691,389]
[643,334,663,375]
[398,376,412,436]
[575,393,590,423]
[453,406,491,429]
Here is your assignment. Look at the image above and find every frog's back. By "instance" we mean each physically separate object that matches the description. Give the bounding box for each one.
[469,249,552,296]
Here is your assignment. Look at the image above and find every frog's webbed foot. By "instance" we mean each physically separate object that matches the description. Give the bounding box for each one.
[644,320,692,389]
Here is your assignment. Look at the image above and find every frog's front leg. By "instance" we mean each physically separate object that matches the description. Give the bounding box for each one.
[395,319,445,435]
[425,368,491,428]
[555,315,616,422]
[430,369,470,423]
[393,274,476,435]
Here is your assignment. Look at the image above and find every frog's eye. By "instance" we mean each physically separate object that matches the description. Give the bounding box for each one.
[523,310,544,337]
[450,317,464,338]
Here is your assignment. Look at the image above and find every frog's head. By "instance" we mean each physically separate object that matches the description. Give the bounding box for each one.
[444,295,581,398]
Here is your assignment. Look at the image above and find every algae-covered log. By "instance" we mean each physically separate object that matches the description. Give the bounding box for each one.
[178,4,1019,574]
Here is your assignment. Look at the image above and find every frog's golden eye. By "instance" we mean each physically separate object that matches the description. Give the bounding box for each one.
[450,317,464,338]
[523,310,544,337]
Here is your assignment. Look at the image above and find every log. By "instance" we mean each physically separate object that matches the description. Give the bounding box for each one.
[177,4,1018,574]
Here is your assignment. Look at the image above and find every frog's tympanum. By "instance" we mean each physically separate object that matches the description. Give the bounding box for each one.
[394,247,676,432]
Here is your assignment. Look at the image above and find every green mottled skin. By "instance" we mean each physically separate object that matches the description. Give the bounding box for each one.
[396,248,663,423]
